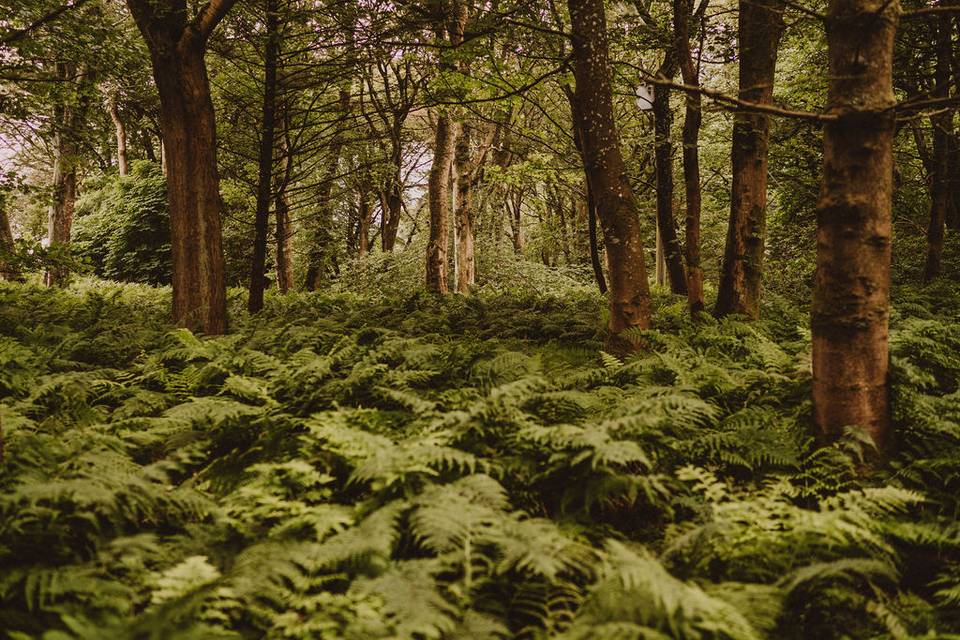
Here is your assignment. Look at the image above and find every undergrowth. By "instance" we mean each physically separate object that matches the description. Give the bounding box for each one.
[1,278,959,639]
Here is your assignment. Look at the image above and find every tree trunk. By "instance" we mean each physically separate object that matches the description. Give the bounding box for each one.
[275,126,294,294]
[45,134,78,287]
[653,55,688,295]
[508,188,524,254]
[275,188,293,293]
[142,129,157,163]
[947,132,960,230]
[455,140,476,291]
[714,0,785,319]
[426,114,457,293]
[425,0,468,295]
[381,125,404,251]
[949,1,960,230]
[454,123,494,292]
[45,62,89,288]
[568,0,652,348]
[248,0,280,314]
[0,204,20,281]
[565,84,608,295]
[812,0,898,449]
[107,91,128,176]
[358,188,373,257]
[655,223,667,287]
[305,88,350,290]
[923,13,953,281]
[587,189,607,293]
[675,0,706,314]
[127,0,237,334]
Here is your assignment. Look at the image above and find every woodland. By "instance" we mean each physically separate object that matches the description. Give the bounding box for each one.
[1,0,960,638]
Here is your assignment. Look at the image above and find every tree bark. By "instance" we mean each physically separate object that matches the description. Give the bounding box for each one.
[947,132,960,230]
[275,122,294,294]
[426,114,457,293]
[142,129,157,163]
[675,0,706,314]
[45,62,90,288]
[714,0,785,319]
[275,189,293,293]
[381,123,404,251]
[455,131,476,291]
[425,0,468,295]
[107,90,128,176]
[358,182,374,257]
[923,13,953,281]
[565,84,608,294]
[305,88,350,290]
[812,0,899,449]
[653,54,688,295]
[453,122,495,292]
[948,0,960,230]
[0,203,20,281]
[568,0,652,348]
[127,0,237,334]
[587,189,607,293]
[248,0,280,314]
[508,187,524,254]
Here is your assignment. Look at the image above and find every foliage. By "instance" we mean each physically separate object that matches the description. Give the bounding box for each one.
[72,161,171,285]
[1,279,959,639]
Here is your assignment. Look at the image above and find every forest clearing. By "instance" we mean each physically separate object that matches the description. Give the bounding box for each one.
[2,0,960,637]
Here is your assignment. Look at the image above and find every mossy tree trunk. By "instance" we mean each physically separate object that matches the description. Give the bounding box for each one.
[812,0,899,449]
[126,0,238,334]
[568,0,652,349]
[714,0,785,319]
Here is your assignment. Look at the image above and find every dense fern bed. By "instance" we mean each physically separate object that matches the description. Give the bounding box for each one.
[2,280,960,639]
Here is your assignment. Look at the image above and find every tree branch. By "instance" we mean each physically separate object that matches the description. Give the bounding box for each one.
[1,0,92,46]
[195,0,241,40]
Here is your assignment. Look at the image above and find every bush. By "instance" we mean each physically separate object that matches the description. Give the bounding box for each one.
[73,161,171,285]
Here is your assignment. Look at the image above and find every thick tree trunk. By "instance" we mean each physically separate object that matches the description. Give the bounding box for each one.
[107,91,128,176]
[127,0,236,334]
[653,56,688,295]
[568,0,652,348]
[714,0,785,319]
[812,0,898,449]
[153,51,228,333]
[305,88,350,290]
[923,13,953,281]
[947,132,960,230]
[426,114,457,293]
[675,0,706,314]
[248,0,280,314]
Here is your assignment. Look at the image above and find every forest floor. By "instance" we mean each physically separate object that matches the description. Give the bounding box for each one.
[1,278,960,639]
